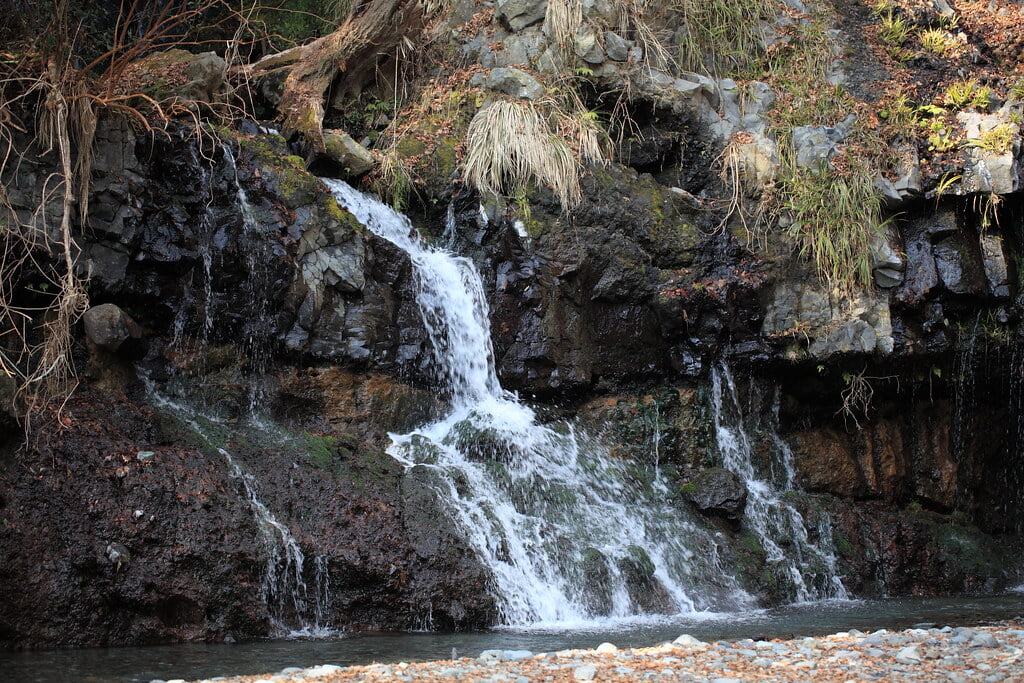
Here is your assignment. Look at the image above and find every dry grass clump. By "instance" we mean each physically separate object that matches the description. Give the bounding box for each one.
[464,97,606,210]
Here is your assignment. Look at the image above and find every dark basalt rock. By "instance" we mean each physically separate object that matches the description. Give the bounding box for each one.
[681,467,748,521]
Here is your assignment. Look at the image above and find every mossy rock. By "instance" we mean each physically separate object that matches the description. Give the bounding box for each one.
[680,467,747,521]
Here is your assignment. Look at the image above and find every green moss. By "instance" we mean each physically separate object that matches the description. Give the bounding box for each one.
[832,531,854,556]
[303,433,346,473]
[396,136,427,158]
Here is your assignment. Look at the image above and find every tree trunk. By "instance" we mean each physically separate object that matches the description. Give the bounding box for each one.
[257,0,432,154]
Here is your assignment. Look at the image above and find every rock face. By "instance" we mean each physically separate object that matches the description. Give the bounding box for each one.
[0,388,493,648]
[4,1,1024,639]
[681,468,748,520]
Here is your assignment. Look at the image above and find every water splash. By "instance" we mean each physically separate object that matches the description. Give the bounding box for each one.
[710,363,848,602]
[325,179,750,626]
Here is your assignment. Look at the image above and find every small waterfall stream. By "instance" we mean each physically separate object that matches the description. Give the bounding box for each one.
[711,364,848,602]
[325,179,750,626]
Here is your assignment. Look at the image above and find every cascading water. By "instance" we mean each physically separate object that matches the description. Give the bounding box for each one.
[325,179,750,626]
[710,363,848,602]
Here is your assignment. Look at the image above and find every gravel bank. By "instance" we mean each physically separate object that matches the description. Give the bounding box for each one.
[172,622,1024,683]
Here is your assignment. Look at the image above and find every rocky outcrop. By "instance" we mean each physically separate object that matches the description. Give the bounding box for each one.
[0,387,493,648]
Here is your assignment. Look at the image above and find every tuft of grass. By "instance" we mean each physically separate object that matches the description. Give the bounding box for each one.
[779,159,885,293]
[966,123,1018,155]
[464,96,606,210]
[879,11,912,47]
[372,149,413,211]
[918,28,961,57]
[672,0,774,73]
[879,93,918,131]
[944,78,994,111]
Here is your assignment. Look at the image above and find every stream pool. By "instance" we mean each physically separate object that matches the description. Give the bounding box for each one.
[2,595,1024,682]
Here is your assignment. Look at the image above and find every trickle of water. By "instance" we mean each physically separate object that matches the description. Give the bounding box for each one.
[325,179,750,627]
[710,363,848,603]
[143,383,333,636]
[221,448,315,634]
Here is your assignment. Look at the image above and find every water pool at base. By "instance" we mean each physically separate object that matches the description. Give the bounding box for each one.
[3,595,1024,683]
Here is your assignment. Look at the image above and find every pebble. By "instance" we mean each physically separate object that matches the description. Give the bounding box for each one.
[972,632,1001,648]
[573,664,597,680]
[595,642,618,653]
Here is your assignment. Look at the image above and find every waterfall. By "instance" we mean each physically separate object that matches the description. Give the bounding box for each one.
[325,179,750,626]
[710,363,848,602]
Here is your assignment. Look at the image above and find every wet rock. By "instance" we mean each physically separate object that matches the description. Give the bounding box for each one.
[78,243,131,287]
[896,228,939,306]
[681,467,747,519]
[484,67,545,100]
[496,0,547,30]
[933,234,986,295]
[580,548,613,615]
[83,303,141,352]
[322,130,374,177]
[979,233,1010,297]
[791,429,869,498]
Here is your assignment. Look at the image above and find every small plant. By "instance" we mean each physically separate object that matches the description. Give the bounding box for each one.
[1010,81,1024,101]
[934,171,962,198]
[869,0,894,15]
[781,160,885,293]
[966,123,1018,154]
[944,78,993,110]
[879,94,918,130]
[919,28,959,57]
[373,149,413,211]
[925,118,959,152]
[879,10,912,48]
[837,369,897,430]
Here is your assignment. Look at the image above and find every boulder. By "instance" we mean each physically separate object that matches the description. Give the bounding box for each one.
[979,233,1010,298]
[680,467,747,519]
[604,32,630,62]
[125,49,227,108]
[933,234,986,295]
[322,130,375,177]
[496,0,547,31]
[957,112,1021,194]
[83,304,141,352]
[484,67,545,100]
[791,115,855,171]
[574,24,604,64]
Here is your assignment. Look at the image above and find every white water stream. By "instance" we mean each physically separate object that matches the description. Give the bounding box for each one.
[325,179,753,626]
[711,363,848,602]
